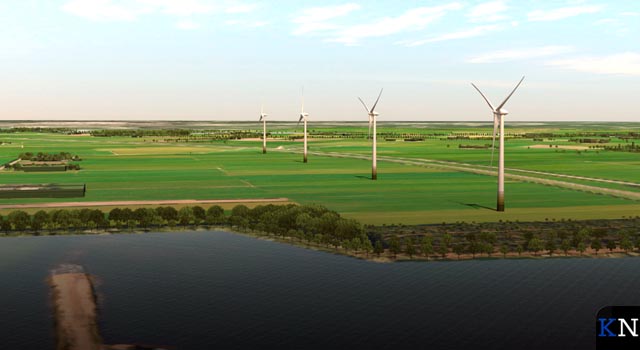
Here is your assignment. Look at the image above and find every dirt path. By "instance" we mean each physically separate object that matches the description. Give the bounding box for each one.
[280,148,640,201]
[50,271,101,350]
[0,198,290,209]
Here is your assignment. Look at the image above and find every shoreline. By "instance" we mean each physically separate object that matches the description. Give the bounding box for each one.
[10,225,639,263]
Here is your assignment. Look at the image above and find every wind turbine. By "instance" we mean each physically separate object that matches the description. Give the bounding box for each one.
[259,104,267,154]
[358,89,383,180]
[297,88,309,163]
[471,76,525,212]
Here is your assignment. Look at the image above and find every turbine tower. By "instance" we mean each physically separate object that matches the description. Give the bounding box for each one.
[297,88,309,163]
[259,105,268,154]
[358,89,383,180]
[471,76,525,212]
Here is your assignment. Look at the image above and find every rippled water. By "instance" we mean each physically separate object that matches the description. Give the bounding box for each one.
[1,231,639,350]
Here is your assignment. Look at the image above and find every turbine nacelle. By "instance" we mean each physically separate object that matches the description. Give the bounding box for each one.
[496,109,508,116]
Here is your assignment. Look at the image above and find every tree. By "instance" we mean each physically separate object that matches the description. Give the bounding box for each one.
[453,244,465,259]
[606,240,617,253]
[482,242,494,257]
[516,244,524,256]
[591,240,602,255]
[0,218,10,233]
[561,239,571,256]
[621,236,633,253]
[545,238,557,256]
[438,237,449,258]
[388,236,401,258]
[421,236,433,260]
[178,206,195,226]
[373,240,384,257]
[8,210,30,231]
[32,210,49,233]
[206,205,225,225]
[577,242,587,256]
[499,244,509,258]
[528,238,543,256]
[404,237,415,258]
[192,206,206,225]
[361,235,373,257]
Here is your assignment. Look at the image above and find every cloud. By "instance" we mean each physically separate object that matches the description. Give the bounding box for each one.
[466,1,509,22]
[527,5,603,22]
[326,3,464,45]
[176,19,200,30]
[226,4,258,14]
[400,24,503,46]
[547,53,640,76]
[292,3,361,36]
[620,11,639,16]
[468,46,575,63]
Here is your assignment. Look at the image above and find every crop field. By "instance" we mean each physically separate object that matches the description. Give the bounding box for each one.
[0,122,639,224]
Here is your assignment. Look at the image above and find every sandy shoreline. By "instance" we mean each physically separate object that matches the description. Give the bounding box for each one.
[50,271,101,350]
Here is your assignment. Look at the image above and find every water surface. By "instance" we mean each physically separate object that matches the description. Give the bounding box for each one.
[0,231,637,349]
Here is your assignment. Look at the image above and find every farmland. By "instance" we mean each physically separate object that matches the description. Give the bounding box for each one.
[0,121,639,225]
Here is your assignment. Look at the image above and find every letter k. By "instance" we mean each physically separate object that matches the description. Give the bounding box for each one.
[599,318,617,337]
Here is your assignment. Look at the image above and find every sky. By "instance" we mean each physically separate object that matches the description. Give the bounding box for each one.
[0,0,638,121]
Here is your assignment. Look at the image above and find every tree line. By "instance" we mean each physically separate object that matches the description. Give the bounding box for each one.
[0,204,366,248]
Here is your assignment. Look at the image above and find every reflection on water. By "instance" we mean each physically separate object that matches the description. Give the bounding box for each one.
[0,231,638,350]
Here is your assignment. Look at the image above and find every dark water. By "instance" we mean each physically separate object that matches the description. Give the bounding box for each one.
[0,231,638,350]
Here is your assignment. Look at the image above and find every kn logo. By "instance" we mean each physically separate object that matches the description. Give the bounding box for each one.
[597,306,640,349]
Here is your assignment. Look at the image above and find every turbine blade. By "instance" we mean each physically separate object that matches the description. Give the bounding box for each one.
[370,88,383,113]
[490,114,498,167]
[471,83,495,111]
[368,115,372,139]
[358,97,370,113]
[301,86,305,114]
[497,76,525,111]
[297,115,304,127]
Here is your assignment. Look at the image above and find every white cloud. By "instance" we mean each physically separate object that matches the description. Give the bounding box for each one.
[400,24,503,46]
[176,19,201,30]
[547,53,640,76]
[226,4,258,14]
[327,3,464,45]
[466,1,509,22]
[292,3,361,36]
[468,46,575,63]
[620,11,639,16]
[528,5,603,22]
[137,0,214,15]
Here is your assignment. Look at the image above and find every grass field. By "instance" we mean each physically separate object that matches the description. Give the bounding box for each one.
[0,122,638,224]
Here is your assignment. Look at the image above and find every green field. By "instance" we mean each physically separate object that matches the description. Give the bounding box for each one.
[0,122,639,224]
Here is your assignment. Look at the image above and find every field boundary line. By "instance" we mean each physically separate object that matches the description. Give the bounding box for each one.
[0,198,291,209]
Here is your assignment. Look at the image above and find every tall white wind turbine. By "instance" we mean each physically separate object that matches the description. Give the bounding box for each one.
[471,76,525,212]
[259,105,268,154]
[358,89,383,180]
[297,88,309,163]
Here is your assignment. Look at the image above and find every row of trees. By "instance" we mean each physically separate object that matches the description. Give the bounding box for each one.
[19,152,80,162]
[377,230,638,260]
[0,204,365,248]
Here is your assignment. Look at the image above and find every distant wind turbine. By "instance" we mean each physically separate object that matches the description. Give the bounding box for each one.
[358,89,383,180]
[297,88,309,163]
[471,76,525,212]
[259,104,268,154]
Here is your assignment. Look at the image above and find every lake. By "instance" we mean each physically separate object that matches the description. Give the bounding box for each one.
[1,231,637,349]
